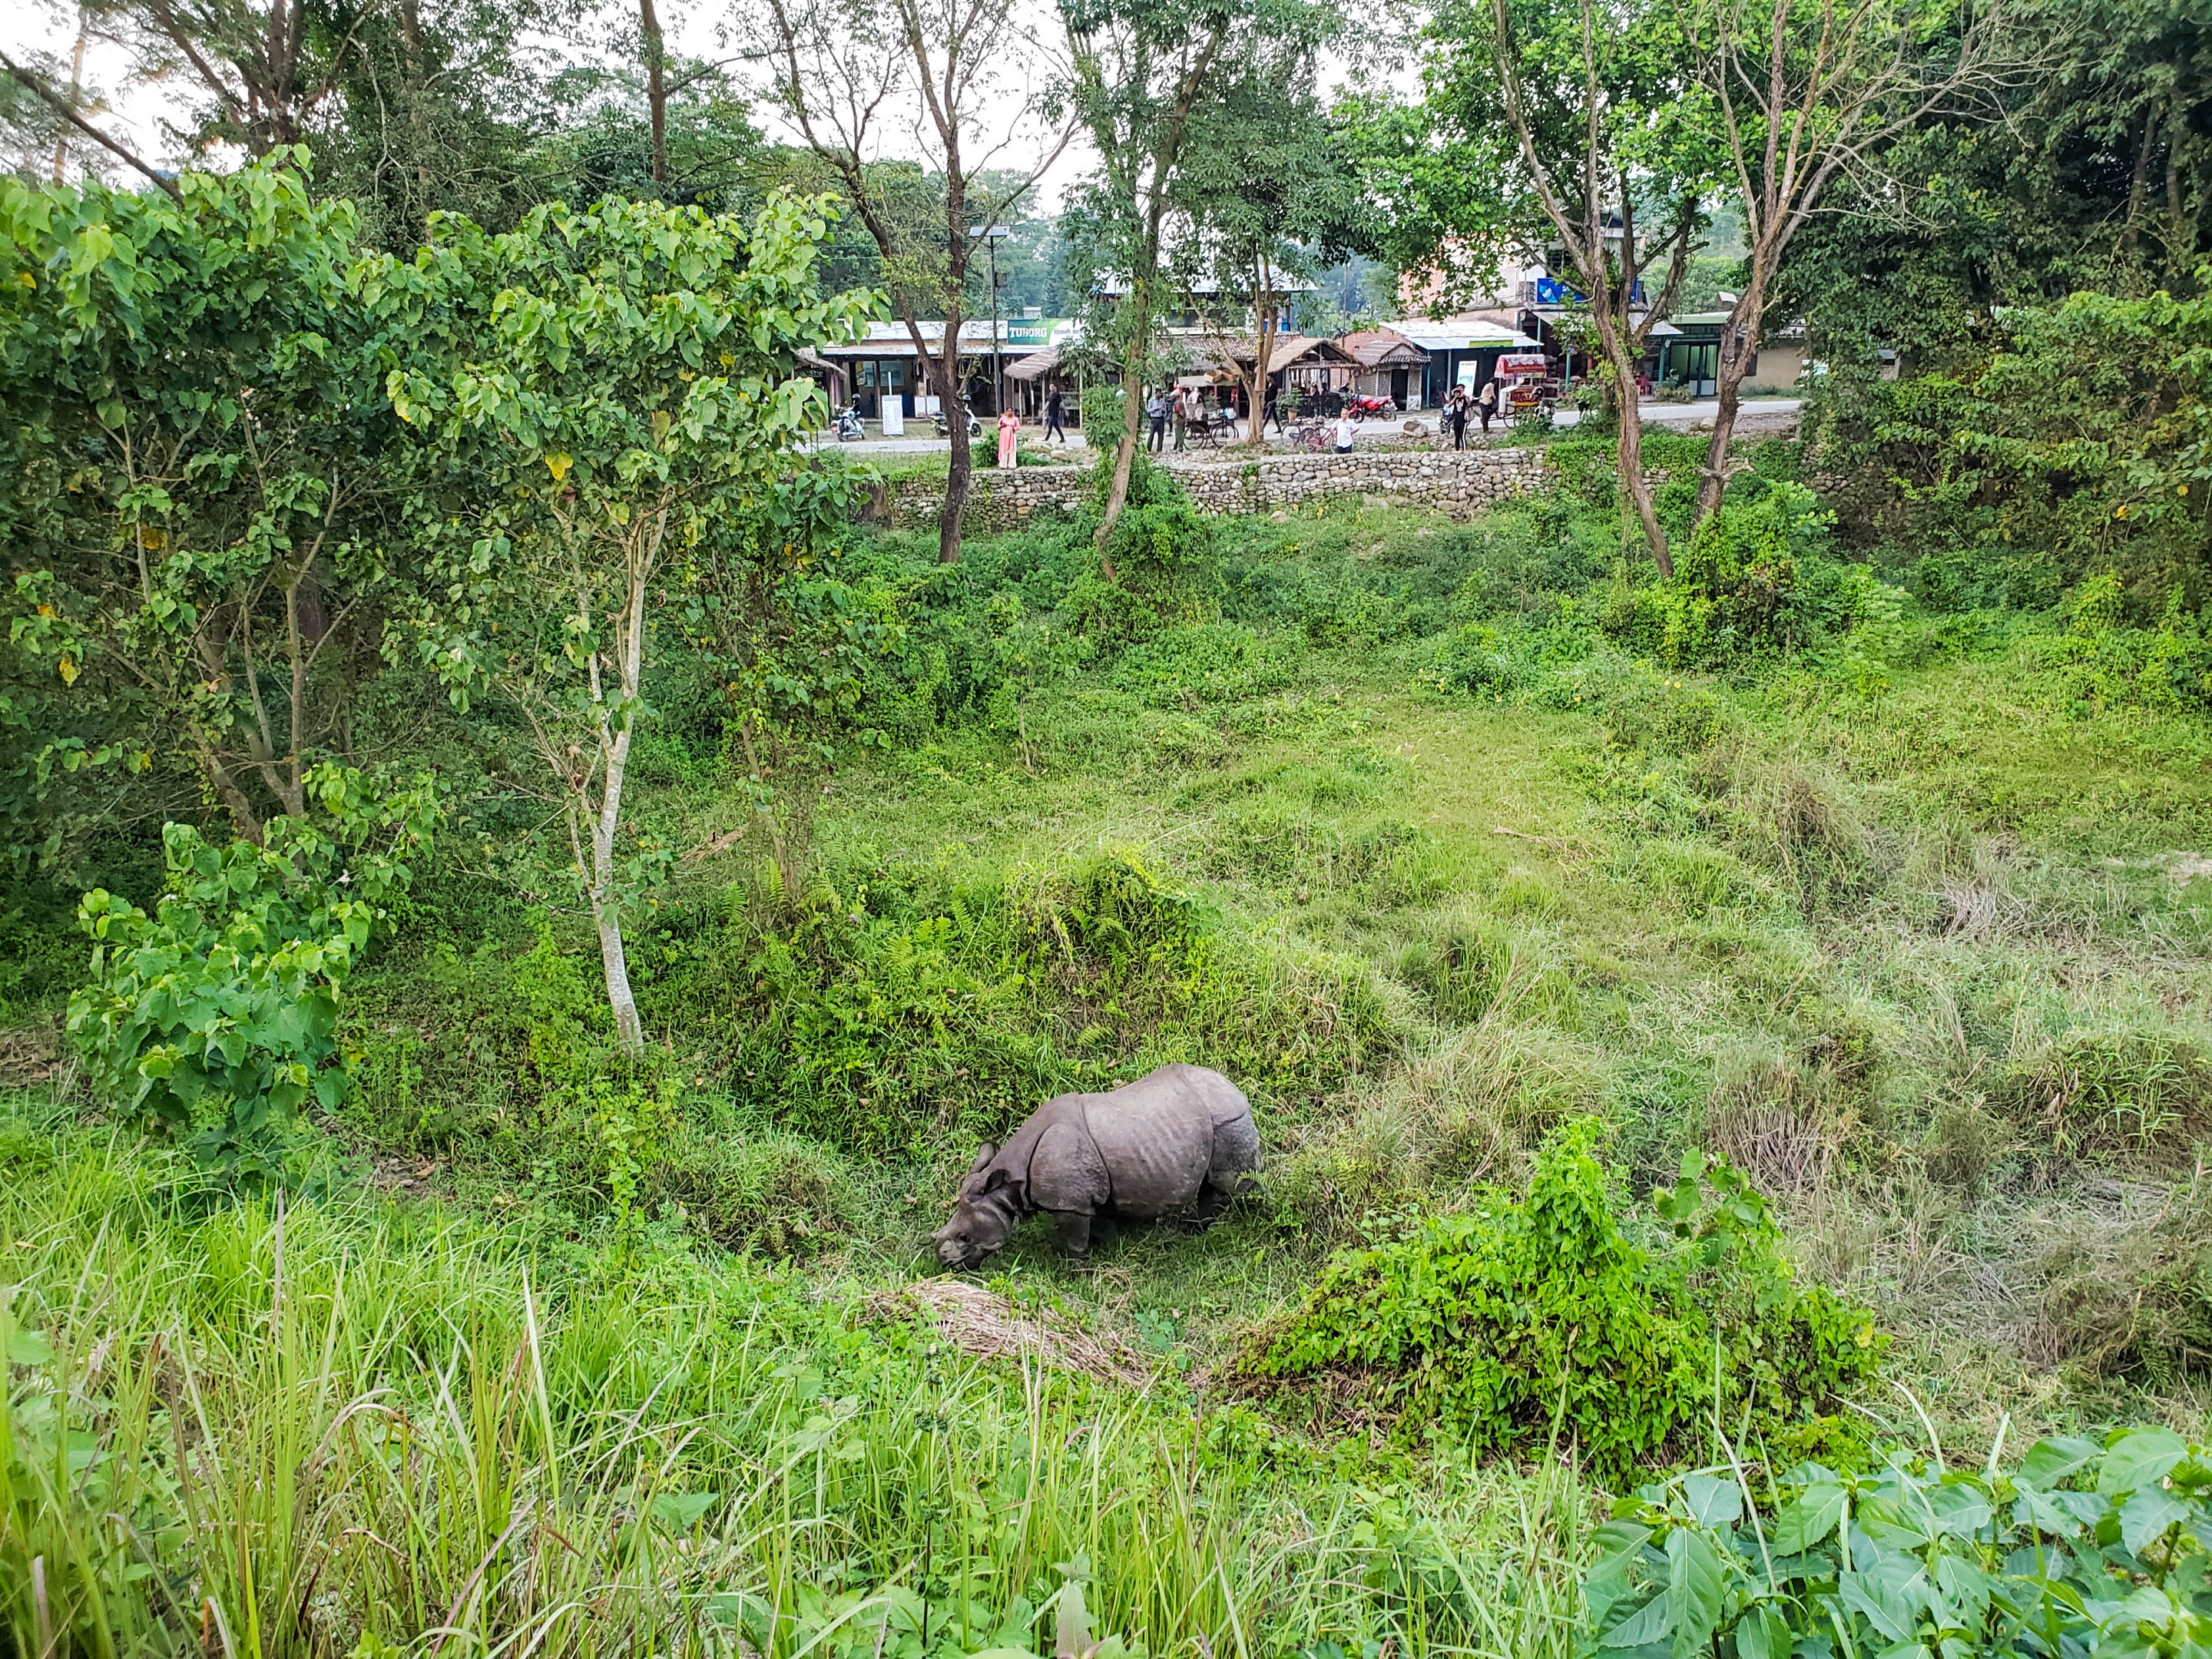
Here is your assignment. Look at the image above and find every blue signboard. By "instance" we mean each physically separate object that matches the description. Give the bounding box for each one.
[1533,276,1644,305]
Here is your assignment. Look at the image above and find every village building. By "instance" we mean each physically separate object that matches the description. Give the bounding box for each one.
[1336,328,1433,408]
[809,319,1058,422]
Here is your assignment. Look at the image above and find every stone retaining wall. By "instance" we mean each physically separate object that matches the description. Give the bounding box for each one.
[880,466,1090,532]
[879,445,1551,531]
[1167,446,1549,517]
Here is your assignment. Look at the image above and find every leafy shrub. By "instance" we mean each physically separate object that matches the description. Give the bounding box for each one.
[1300,577,1412,648]
[1422,623,1535,699]
[1585,1426,2212,1659]
[2023,575,2212,715]
[649,846,1396,1154]
[1102,502,1221,625]
[66,767,436,1175]
[1594,484,1896,667]
[1060,571,1167,649]
[1245,1120,1882,1481]
[1110,624,1293,708]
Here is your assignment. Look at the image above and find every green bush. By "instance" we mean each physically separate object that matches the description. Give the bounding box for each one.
[1422,623,1537,700]
[1103,502,1221,625]
[1596,483,1892,667]
[1245,1120,1882,1481]
[65,767,436,1176]
[647,846,1396,1154]
[2023,575,2212,715]
[1110,623,1293,708]
[1586,1426,2212,1659]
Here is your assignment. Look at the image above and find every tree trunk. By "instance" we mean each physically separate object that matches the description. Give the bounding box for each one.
[591,829,643,1053]
[1592,319,1670,578]
[2124,102,2156,257]
[588,568,648,1055]
[1095,338,1145,571]
[1692,271,1767,531]
[1244,296,1276,449]
[51,9,85,184]
[640,0,669,187]
[2164,79,2190,273]
[935,329,969,563]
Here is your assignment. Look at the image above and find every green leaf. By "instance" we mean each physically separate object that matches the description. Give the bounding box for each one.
[1682,1473,1743,1529]
[648,1490,719,1532]
[2118,1488,2190,1553]
[2101,1429,2189,1496]
[1601,1595,1672,1649]
[2018,1435,2102,1488]
[1772,1483,1847,1553]
[1667,1526,1725,1659]
[1734,1605,1792,1659]
[7,1330,55,1365]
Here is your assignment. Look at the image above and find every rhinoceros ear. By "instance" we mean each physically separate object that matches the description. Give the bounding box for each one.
[968,1142,998,1174]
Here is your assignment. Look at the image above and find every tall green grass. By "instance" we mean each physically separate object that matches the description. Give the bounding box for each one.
[1,1106,1584,1659]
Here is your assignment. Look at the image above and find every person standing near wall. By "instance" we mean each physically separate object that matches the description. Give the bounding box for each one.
[1147,388,1168,453]
[1171,385,1188,452]
[997,403,1021,470]
[1477,378,1498,436]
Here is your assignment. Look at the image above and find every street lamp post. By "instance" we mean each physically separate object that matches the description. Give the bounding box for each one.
[969,223,1011,416]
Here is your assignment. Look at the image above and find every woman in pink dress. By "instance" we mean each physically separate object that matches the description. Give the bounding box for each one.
[996,405,1021,470]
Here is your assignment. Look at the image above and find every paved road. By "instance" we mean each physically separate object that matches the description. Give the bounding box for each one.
[812,431,1096,458]
[811,396,1802,456]
[1554,396,1803,429]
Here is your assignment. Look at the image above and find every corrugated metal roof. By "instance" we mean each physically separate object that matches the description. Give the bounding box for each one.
[1374,316,1537,351]
[815,320,1013,356]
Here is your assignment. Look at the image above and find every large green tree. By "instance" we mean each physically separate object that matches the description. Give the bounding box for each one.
[753,0,1071,565]
[365,190,874,1051]
[1173,11,1352,448]
[1355,0,1712,571]
[0,151,403,872]
[1677,0,2022,525]
[1061,0,1335,551]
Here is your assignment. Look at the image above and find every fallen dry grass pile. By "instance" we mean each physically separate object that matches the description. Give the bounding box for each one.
[879,1279,1161,1387]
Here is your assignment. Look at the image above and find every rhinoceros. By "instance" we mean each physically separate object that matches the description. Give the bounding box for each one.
[932,1064,1261,1269]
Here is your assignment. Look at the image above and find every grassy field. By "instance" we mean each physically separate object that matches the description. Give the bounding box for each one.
[11,486,2212,1658]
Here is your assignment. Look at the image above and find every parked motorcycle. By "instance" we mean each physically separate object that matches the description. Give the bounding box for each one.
[933,408,984,439]
[1346,393,1398,419]
[831,404,866,442]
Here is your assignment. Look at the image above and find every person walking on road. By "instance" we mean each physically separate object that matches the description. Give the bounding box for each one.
[1044,386,1066,444]
[1262,387,1283,435]
[1477,378,1498,436]
[1447,385,1469,450]
[1146,388,1168,453]
[996,403,1021,470]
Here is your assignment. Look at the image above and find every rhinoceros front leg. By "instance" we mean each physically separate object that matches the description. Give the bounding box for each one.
[1051,1210,1095,1257]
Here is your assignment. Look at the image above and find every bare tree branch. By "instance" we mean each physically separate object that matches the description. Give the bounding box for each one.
[0,46,181,200]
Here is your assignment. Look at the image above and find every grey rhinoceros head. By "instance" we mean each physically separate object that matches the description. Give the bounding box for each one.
[933,1143,1017,1269]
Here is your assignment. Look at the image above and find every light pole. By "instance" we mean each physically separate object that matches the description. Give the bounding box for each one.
[969,223,1011,416]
